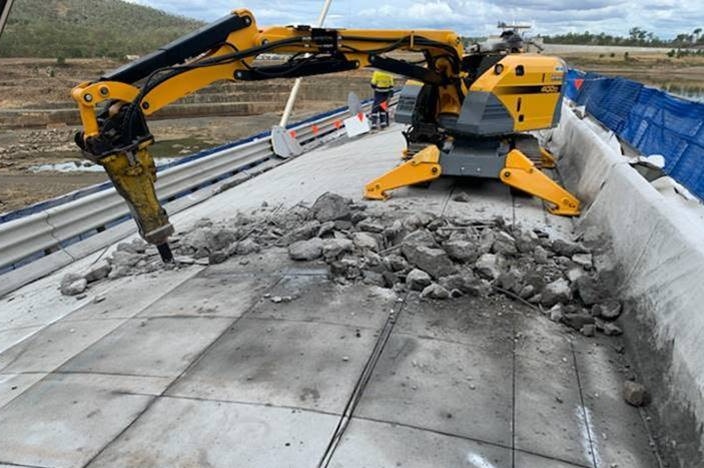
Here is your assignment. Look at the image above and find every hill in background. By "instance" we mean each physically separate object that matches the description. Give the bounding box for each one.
[0,0,205,58]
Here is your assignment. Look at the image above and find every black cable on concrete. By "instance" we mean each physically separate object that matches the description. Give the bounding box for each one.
[317,294,407,467]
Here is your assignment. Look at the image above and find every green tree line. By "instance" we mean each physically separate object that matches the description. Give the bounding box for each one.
[543,27,704,48]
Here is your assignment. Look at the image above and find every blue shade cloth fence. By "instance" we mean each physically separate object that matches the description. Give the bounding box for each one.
[564,68,704,200]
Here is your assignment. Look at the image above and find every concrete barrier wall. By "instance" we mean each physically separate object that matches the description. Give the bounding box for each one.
[548,104,704,465]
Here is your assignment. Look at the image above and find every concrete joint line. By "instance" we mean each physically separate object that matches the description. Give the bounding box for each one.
[80,273,287,467]
[0,269,201,410]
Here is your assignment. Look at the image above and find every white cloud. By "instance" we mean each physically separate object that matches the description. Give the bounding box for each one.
[127,0,704,39]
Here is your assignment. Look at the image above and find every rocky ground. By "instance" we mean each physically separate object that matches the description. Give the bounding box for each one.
[61,192,635,346]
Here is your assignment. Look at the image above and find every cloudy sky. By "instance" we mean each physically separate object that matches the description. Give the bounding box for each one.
[126,0,701,39]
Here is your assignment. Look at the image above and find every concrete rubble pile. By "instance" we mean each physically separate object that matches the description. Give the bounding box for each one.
[60,192,624,338]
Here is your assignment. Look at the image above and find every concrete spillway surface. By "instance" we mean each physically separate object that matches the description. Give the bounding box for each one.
[0,125,662,467]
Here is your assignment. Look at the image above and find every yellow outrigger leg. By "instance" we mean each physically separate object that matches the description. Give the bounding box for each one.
[500,149,580,216]
[364,145,442,200]
[540,147,557,169]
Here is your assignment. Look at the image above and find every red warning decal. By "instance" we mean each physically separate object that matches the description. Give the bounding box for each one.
[334,120,343,129]
[312,124,319,134]
[289,130,297,138]
[357,112,364,122]
[574,78,584,90]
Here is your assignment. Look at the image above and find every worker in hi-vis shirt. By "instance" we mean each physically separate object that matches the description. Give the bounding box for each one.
[370,70,394,129]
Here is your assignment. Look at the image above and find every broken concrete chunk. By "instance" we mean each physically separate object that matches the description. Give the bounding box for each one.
[515,230,539,254]
[452,192,471,203]
[382,271,398,288]
[439,273,473,292]
[116,238,147,254]
[420,283,451,300]
[84,260,112,283]
[402,229,438,248]
[623,381,649,407]
[310,192,351,222]
[478,230,496,255]
[334,220,353,231]
[496,267,523,293]
[528,294,542,304]
[60,274,87,296]
[109,250,141,268]
[533,245,549,264]
[317,221,336,238]
[595,318,623,336]
[401,244,457,279]
[235,239,261,255]
[562,312,595,331]
[541,278,571,307]
[466,278,491,297]
[475,253,501,280]
[426,218,446,231]
[108,265,133,279]
[549,304,564,323]
[350,211,368,224]
[551,238,587,257]
[384,254,409,272]
[402,212,434,230]
[180,228,214,254]
[287,220,322,243]
[382,220,404,243]
[406,268,432,291]
[363,251,383,268]
[443,239,478,263]
[322,238,354,260]
[580,324,596,337]
[357,218,385,233]
[174,255,196,265]
[337,255,361,279]
[572,253,593,269]
[594,299,622,320]
[523,270,547,292]
[288,238,324,261]
[440,273,487,296]
[574,275,603,306]
[362,270,386,287]
[194,217,213,228]
[519,285,535,299]
[492,231,518,256]
[352,232,379,251]
[566,267,586,283]
[209,250,229,264]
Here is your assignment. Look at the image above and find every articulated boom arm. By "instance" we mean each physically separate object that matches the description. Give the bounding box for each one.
[71,9,465,259]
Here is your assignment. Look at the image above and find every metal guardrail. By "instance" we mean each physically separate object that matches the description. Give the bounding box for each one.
[0,97,395,274]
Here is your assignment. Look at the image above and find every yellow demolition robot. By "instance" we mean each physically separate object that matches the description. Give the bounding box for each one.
[71,9,580,262]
